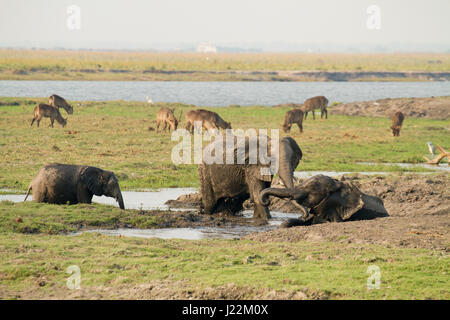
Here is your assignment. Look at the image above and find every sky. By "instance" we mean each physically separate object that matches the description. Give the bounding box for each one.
[0,0,449,51]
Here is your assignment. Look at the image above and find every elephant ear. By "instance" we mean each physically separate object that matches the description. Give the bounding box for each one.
[80,167,104,196]
[277,137,302,189]
[314,182,364,222]
[284,137,302,170]
[235,136,273,181]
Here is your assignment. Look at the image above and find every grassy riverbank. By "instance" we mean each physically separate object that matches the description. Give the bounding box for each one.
[1,50,449,81]
[1,229,448,300]
[1,97,448,191]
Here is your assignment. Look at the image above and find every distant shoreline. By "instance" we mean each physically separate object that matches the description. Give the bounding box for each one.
[1,70,449,82]
[1,50,449,81]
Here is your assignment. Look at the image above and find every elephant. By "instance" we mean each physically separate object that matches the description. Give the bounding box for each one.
[24,163,125,209]
[259,174,388,226]
[198,136,303,219]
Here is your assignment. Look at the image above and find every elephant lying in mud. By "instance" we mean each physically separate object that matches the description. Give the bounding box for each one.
[24,164,125,209]
[260,174,388,227]
[199,136,302,219]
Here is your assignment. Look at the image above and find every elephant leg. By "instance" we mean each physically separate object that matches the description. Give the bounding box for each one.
[199,165,216,214]
[77,183,93,204]
[250,180,271,219]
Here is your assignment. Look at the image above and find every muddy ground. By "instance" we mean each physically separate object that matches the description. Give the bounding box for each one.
[169,174,449,251]
[329,96,450,120]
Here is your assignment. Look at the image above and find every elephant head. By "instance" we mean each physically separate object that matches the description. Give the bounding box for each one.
[260,174,388,225]
[80,167,125,209]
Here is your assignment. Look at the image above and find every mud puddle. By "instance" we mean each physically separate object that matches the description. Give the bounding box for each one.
[0,188,198,210]
[71,210,298,240]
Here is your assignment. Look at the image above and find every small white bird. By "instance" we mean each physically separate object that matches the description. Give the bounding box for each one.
[426,141,436,156]
[146,96,153,104]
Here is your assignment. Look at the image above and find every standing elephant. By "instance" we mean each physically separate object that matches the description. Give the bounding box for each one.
[24,163,125,209]
[198,136,303,219]
[259,174,388,226]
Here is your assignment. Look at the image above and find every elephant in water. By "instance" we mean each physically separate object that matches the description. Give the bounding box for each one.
[24,163,125,209]
[259,174,388,226]
[198,136,303,219]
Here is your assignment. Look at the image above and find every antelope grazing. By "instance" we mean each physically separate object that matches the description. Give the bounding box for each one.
[282,109,304,133]
[156,107,182,132]
[31,104,67,128]
[302,96,328,120]
[185,109,231,133]
[390,111,405,137]
[48,94,73,115]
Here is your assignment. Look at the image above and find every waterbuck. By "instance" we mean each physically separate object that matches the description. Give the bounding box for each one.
[31,104,67,128]
[156,107,182,132]
[391,111,405,137]
[301,96,328,120]
[48,94,73,115]
[282,109,304,133]
[185,109,231,133]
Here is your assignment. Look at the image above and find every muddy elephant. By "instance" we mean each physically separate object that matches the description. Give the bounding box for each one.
[24,163,125,209]
[199,136,302,219]
[260,174,388,226]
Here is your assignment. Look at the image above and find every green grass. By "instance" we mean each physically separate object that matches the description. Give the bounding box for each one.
[0,97,448,299]
[0,50,449,81]
[0,201,164,234]
[0,97,448,191]
[0,232,448,299]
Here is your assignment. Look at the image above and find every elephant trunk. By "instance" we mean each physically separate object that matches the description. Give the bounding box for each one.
[259,187,309,218]
[260,187,296,206]
[116,190,125,209]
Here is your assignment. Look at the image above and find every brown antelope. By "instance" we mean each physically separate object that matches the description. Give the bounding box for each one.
[156,107,182,132]
[48,94,73,115]
[31,104,67,128]
[282,109,304,133]
[301,96,328,120]
[185,109,231,133]
[390,111,405,137]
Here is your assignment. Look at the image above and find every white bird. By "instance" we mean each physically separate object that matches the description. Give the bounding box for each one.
[426,141,435,156]
[146,96,153,104]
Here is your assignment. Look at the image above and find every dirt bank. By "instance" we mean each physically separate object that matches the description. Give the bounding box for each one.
[169,174,449,250]
[4,69,450,82]
[245,174,449,250]
[329,96,450,120]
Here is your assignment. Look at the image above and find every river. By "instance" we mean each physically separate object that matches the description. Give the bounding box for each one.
[0,80,448,106]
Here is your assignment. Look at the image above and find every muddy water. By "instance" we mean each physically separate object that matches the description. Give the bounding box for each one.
[92,188,197,210]
[0,188,197,210]
[71,211,297,240]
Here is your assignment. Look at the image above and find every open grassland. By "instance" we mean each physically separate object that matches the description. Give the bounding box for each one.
[0,230,448,300]
[0,97,448,300]
[0,97,449,192]
[1,50,449,81]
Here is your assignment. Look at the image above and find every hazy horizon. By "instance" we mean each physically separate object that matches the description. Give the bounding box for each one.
[1,0,449,52]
